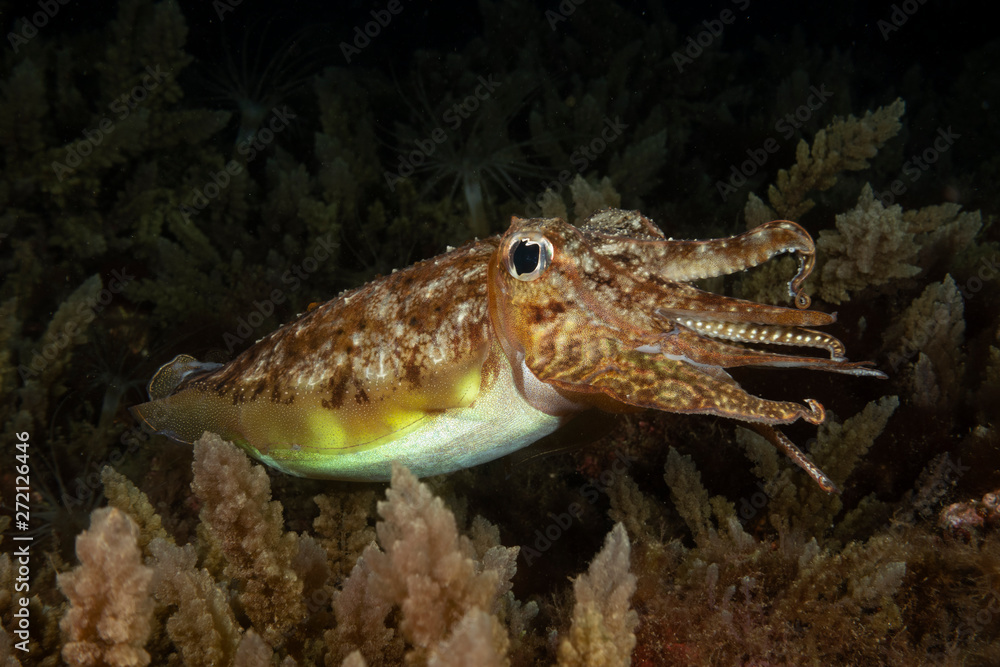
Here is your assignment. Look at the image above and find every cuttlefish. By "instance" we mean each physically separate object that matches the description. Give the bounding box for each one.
[132,209,884,492]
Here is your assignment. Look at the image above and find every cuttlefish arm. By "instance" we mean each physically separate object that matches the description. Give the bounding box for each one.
[489,210,885,492]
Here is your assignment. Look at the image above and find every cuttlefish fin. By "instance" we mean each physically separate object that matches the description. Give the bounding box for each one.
[144,354,223,399]
[131,354,225,442]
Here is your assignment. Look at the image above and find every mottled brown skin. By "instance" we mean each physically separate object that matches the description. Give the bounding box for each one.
[489,210,884,492]
[177,239,500,410]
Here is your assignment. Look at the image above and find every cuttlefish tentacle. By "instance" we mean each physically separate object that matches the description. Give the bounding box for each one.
[656,314,847,359]
[645,327,882,376]
[748,423,840,493]
[645,285,834,326]
[588,219,817,307]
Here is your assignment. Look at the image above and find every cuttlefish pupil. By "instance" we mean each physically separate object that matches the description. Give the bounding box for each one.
[507,234,554,281]
[132,209,884,492]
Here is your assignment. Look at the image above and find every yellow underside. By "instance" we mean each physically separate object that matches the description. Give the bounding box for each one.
[132,344,561,480]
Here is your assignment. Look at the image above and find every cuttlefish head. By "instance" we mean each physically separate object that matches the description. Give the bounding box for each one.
[486,209,884,424]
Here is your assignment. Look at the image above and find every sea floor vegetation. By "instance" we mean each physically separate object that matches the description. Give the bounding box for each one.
[1,1,998,665]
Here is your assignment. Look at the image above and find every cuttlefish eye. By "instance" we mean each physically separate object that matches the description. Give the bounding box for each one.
[505,233,554,281]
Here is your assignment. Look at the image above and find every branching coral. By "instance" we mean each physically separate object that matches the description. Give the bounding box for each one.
[325,554,401,667]
[1,275,114,555]
[57,508,155,667]
[663,448,718,546]
[312,490,377,584]
[100,467,168,551]
[767,535,908,655]
[767,98,905,221]
[0,621,20,667]
[904,201,984,270]
[568,176,622,225]
[426,609,509,667]
[815,184,983,304]
[740,396,900,537]
[740,101,983,309]
[659,397,899,554]
[326,463,529,665]
[638,420,972,665]
[883,276,966,408]
[190,433,309,648]
[533,175,624,226]
[48,398,1000,667]
[606,472,660,546]
[231,629,290,667]
[366,466,511,645]
[815,184,923,303]
[146,538,241,667]
[8,275,103,435]
[72,436,579,666]
[556,524,638,667]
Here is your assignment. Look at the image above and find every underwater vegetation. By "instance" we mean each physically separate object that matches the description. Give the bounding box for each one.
[1,0,999,665]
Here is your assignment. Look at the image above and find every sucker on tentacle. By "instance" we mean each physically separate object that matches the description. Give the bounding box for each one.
[654,310,847,359]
